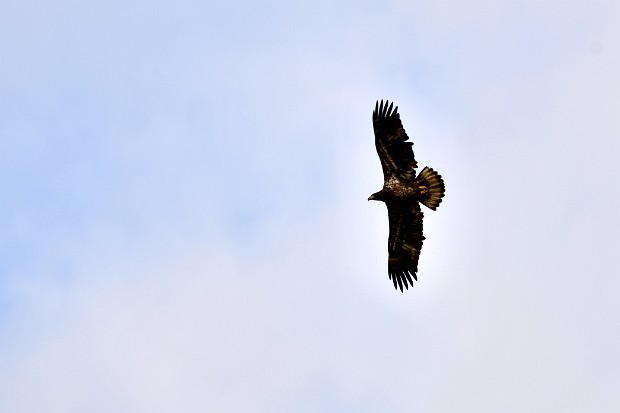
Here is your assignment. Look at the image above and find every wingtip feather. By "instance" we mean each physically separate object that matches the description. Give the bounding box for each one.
[389,270,418,292]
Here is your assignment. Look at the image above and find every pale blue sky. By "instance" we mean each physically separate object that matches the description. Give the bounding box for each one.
[1,0,619,412]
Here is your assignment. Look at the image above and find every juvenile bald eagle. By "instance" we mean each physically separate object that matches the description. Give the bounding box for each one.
[369,100,445,291]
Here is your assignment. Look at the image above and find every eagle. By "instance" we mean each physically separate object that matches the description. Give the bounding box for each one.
[368,100,445,291]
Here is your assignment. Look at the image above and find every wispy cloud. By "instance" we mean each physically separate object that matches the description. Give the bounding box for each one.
[1,0,619,412]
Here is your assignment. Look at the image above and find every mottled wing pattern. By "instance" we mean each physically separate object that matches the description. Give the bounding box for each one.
[373,100,418,182]
[386,201,425,291]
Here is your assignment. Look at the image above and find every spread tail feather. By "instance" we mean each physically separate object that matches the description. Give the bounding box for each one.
[417,166,445,210]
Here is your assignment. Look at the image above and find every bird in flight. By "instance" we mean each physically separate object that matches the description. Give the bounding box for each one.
[368,100,445,291]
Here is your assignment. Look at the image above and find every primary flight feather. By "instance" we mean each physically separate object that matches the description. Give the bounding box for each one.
[368,100,445,292]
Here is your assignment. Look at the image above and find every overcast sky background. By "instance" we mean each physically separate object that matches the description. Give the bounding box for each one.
[1,0,619,412]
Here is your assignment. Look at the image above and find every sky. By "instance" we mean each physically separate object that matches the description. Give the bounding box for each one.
[1,0,619,412]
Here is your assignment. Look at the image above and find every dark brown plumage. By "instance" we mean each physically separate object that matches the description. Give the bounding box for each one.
[368,100,445,291]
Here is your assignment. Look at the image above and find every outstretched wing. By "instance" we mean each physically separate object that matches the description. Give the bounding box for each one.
[386,201,425,292]
[373,100,418,182]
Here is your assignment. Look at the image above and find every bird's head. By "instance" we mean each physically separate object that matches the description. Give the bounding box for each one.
[368,190,387,202]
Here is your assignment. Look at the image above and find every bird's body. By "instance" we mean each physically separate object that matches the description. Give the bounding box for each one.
[374,176,428,200]
[369,100,445,291]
